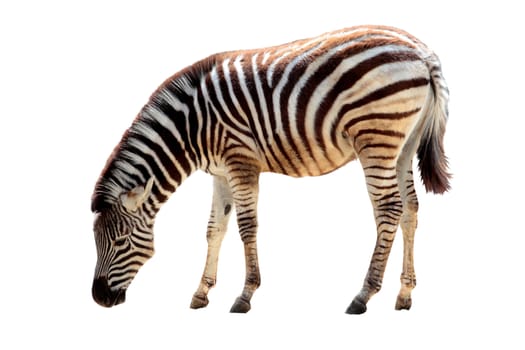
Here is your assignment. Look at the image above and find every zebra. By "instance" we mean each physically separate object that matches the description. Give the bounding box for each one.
[91,25,450,314]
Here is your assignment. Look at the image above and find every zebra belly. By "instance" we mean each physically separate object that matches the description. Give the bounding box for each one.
[262,130,358,177]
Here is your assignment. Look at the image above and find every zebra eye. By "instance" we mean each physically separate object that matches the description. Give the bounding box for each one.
[114,234,130,247]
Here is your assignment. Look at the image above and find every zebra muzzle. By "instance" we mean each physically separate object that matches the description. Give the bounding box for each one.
[92,276,126,307]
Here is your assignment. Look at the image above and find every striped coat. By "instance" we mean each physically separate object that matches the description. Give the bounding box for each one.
[91,25,450,314]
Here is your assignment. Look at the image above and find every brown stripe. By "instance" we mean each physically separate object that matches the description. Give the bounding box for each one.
[339,78,428,119]
[358,142,398,153]
[354,129,405,140]
[344,108,420,130]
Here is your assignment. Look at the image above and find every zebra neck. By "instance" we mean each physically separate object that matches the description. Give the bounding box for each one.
[91,100,200,215]
[92,60,217,214]
[126,106,201,211]
[125,69,214,211]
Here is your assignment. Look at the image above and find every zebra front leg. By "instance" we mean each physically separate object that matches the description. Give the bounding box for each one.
[191,176,234,309]
[347,160,402,314]
[227,161,261,313]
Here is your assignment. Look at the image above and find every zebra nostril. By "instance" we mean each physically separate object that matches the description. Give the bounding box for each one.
[92,277,127,307]
[92,277,112,307]
[91,277,114,307]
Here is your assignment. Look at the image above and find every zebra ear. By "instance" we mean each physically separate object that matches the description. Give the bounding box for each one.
[120,178,154,212]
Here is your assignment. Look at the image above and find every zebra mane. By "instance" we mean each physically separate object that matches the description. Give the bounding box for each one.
[91,55,220,213]
[91,128,133,212]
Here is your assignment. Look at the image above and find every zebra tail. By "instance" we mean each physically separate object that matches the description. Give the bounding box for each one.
[416,53,451,194]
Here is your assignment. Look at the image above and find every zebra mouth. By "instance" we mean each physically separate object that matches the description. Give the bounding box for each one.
[92,277,127,307]
[112,288,127,306]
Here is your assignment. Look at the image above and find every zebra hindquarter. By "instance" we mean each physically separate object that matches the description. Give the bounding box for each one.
[343,80,432,314]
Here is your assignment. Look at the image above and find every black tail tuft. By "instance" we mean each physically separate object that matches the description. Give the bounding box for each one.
[418,53,451,194]
[417,133,451,194]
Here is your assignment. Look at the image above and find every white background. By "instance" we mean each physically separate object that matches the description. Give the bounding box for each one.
[1,0,523,348]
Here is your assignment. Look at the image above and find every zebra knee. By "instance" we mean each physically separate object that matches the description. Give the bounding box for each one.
[237,218,258,243]
[400,202,418,232]
[375,199,403,228]
[405,196,419,214]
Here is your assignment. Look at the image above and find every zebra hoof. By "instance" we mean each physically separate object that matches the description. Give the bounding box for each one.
[346,298,367,314]
[190,293,209,309]
[395,295,412,310]
[230,297,251,313]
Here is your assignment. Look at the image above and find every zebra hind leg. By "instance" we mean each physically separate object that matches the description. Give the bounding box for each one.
[395,161,419,311]
[190,176,234,309]
[347,157,402,314]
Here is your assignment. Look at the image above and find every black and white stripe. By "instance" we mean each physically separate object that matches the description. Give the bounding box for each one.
[91,25,450,313]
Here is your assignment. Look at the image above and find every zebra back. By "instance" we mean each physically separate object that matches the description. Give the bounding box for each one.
[92,25,449,213]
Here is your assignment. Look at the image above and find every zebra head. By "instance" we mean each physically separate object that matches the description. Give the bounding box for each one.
[91,178,155,307]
